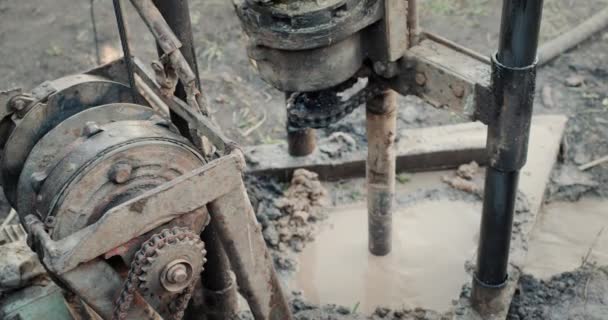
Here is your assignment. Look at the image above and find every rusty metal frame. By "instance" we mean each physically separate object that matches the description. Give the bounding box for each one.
[25,148,291,319]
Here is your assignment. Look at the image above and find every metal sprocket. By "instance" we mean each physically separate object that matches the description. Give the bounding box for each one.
[113,227,206,320]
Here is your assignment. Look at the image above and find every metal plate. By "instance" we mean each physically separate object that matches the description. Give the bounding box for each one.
[2,75,136,206]
[16,103,157,219]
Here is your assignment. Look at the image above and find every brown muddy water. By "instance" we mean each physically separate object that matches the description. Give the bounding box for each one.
[293,199,481,314]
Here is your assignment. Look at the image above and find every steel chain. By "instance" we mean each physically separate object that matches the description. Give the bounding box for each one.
[286,79,387,129]
[112,227,205,320]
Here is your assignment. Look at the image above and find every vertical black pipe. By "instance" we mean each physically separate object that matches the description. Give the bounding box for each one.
[497,0,544,67]
[473,0,543,314]
[475,169,519,284]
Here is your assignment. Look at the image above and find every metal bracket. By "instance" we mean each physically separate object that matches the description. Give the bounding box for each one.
[390,36,492,121]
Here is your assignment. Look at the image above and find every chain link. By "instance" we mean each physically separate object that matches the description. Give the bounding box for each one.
[286,78,386,129]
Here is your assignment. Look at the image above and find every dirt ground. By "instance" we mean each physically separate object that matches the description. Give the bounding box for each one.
[1,0,608,319]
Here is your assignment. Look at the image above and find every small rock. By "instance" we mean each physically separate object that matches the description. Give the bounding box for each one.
[456,161,479,180]
[565,75,584,87]
[263,227,279,246]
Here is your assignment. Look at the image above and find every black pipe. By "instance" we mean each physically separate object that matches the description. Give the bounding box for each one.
[475,168,519,284]
[497,0,543,67]
[473,0,543,314]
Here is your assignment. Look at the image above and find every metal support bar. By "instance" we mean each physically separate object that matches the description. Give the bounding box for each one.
[208,181,293,320]
[151,0,202,138]
[394,38,492,120]
[130,0,208,116]
[198,223,239,320]
[112,0,138,103]
[366,89,397,256]
[472,0,543,315]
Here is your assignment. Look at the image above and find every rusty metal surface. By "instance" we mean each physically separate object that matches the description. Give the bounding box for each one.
[29,121,203,234]
[62,259,160,320]
[366,90,397,256]
[1,75,136,206]
[132,59,234,153]
[235,0,383,50]
[130,0,208,116]
[24,152,243,274]
[16,103,156,222]
[395,39,492,120]
[251,33,365,92]
[209,180,293,320]
[113,227,206,320]
[287,126,316,157]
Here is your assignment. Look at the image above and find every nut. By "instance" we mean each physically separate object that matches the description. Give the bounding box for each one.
[166,264,189,284]
[82,121,103,137]
[108,162,133,184]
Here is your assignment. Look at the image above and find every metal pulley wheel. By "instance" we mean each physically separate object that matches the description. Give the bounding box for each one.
[1,75,211,318]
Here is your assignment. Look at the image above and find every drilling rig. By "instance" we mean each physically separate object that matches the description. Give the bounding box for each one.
[0,0,547,319]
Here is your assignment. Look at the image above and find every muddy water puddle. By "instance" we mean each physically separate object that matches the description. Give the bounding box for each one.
[294,199,481,314]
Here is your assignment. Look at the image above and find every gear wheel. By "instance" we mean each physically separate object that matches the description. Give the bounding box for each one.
[113,227,206,320]
[138,230,206,295]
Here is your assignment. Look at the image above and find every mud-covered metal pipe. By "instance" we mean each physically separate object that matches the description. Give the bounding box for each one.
[473,0,543,314]
[366,89,397,256]
[285,93,316,156]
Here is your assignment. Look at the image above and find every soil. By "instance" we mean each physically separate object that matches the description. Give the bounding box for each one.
[1,0,607,319]
[508,265,608,320]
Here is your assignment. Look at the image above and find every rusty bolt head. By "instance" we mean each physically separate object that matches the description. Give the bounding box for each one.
[166,264,189,284]
[451,84,465,98]
[108,163,132,184]
[11,99,25,112]
[82,121,103,137]
[30,171,47,192]
[415,72,427,86]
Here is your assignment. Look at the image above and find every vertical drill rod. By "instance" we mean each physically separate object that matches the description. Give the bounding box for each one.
[366,89,397,256]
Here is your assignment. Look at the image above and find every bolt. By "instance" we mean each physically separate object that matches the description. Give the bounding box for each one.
[82,121,103,137]
[415,72,427,86]
[11,99,25,112]
[108,162,132,184]
[30,171,47,192]
[166,263,189,284]
[452,84,465,98]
